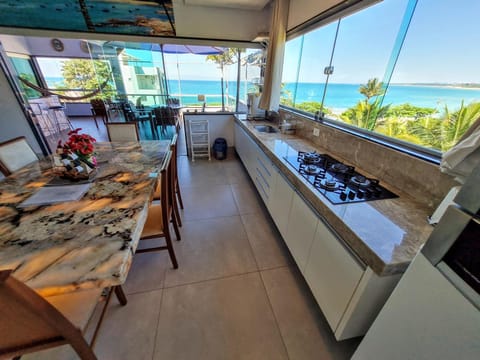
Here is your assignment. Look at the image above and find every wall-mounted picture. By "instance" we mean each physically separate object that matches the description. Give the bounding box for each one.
[0,0,175,37]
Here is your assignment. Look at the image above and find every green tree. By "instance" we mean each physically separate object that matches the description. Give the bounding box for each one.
[359,78,384,101]
[206,48,239,111]
[341,78,389,131]
[407,102,480,151]
[385,103,437,118]
[341,98,390,131]
[61,59,115,99]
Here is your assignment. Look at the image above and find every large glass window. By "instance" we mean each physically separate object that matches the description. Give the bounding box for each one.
[36,57,116,102]
[281,0,480,153]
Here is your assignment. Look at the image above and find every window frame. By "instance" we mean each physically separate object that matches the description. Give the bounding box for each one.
[282,0,447,164]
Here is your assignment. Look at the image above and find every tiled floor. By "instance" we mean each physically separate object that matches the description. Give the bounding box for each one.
[30,132,362,359]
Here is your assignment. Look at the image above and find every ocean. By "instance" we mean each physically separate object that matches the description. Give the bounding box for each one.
[44,77,480,111]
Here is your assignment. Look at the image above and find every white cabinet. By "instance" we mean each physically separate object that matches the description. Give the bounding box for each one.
[234,123,276,205]
[304,219,364,333]
[234,122,256,175]
[352,253,480,359]
[284,193,319,273]
[267,170,295,239]
[234,121,401,340]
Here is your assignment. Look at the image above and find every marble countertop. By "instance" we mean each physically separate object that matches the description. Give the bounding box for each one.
[235,116,434,276]
[0,141,170,296]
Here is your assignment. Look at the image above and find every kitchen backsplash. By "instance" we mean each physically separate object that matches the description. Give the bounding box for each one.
[279,109,457,210]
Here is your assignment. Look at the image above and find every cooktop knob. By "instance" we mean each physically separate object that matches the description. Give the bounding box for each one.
[357,190,364,199]
[340,191,347,201]
[348,191,356,200]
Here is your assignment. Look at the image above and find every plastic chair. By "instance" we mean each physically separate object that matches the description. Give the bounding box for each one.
[0,136,38,176]
[138,150,180,268]
[106,122,139,142]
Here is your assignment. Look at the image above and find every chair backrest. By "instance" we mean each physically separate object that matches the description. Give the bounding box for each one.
[169,133,179,181]
[0,136,38,176]
[154,106,176,127]
[106,122,139,142]
[90,99,107,116]
[0,270,97,360]
[159,150,174,220]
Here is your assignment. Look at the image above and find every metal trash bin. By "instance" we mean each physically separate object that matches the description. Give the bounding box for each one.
[212,138,227,160]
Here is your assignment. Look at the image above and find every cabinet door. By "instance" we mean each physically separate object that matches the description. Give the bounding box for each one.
[304,219,364,331]
[284,193,319,273]
[268,170,294,239]
[234,123,247,162]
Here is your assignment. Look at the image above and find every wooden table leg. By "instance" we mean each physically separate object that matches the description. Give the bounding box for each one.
[114,285,128,306]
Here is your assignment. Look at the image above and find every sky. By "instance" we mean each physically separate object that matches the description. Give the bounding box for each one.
[282,0,480,84]
[37,0,480,84]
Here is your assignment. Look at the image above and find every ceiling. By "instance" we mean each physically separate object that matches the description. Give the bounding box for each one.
[183,0,271,11]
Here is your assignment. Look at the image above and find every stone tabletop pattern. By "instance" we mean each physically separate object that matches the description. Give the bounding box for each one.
[235,116,434,276]
[0,141,170,296]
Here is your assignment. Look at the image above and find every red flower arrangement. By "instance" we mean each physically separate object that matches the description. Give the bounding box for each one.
[57,128,97,166]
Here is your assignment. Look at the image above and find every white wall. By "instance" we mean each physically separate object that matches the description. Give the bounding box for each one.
[173,1,270,41]
[0,67,42,153]
[0,34,30,54]
[287,0,342,29]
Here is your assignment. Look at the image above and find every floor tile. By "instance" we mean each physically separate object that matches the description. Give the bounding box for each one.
[164,216,257,287]
[230,182,264,214]
[154,273,288,360]
[241,210,293,270]
[123,251,168,294]
[261,267,361,360]
[178,159,229,187]
[93,290,163,360]
[224,160,252,185]
[181,184,238,220]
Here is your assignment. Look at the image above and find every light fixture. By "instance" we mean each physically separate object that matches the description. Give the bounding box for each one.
[252,32,269,43]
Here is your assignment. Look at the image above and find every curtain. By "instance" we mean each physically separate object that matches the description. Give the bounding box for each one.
[259,0,289,111]
[441,118,480,183]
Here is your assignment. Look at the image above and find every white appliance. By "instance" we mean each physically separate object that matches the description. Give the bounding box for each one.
[246,93,262,118]
[353,164,480,360]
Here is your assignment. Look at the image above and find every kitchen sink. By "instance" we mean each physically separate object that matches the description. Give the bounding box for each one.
[254,125,278,133]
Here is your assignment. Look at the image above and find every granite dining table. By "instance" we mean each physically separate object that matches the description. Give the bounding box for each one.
[0,140,170,296]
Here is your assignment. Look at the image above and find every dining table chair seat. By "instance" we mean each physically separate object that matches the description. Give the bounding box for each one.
[0,270,103,360]
[0,136,38,176]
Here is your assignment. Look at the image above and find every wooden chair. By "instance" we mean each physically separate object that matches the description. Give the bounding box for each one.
[90,99,109,129]
[153,133,184,227]
[0,270,101,360]
[138,150,180,269]
[0,136,38,176]
[106,122,139,142]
